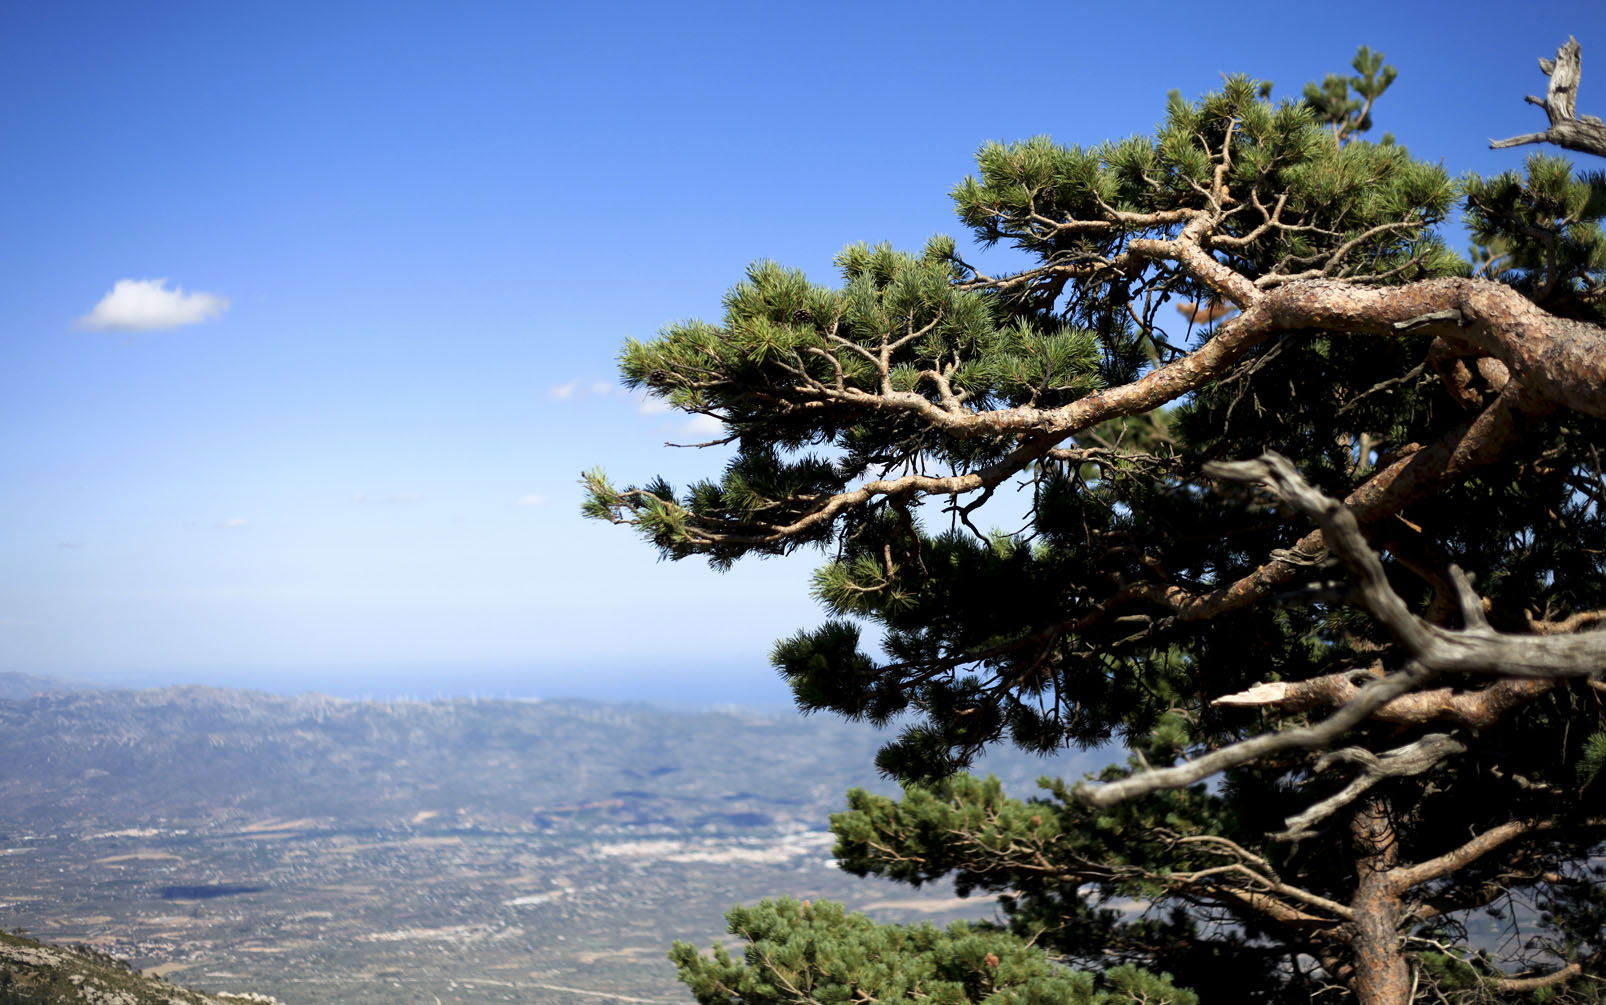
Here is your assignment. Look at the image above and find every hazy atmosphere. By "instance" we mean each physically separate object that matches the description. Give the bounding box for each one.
[1,0,1597,705]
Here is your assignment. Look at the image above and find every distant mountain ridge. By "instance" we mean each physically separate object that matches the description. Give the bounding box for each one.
[0,684,912,835]
[0,672,103,702]
[0,679,1089,835]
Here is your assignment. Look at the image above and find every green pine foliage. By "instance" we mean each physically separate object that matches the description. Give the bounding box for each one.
[824,769,1310,1001]
[670,898,1195,1005]
[1580,731,1606,786]
[1302,45,1399,142]
[1464,157,1606,318]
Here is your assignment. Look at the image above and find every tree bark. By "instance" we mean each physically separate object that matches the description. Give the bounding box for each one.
[1348,797,1411,1005]
[1213,669,1559,730]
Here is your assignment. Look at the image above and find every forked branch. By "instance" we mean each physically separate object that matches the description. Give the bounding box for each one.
[1206,453,1606,681]
[1074,662,1439,808]
[1274,733,1466,840]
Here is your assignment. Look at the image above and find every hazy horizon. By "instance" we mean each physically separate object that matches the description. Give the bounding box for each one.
[8,659,802,708]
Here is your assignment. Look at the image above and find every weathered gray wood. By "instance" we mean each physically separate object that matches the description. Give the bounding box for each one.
[1076,452,1606,811]
[1276,734,1467,840]
[1492,37,1606,158]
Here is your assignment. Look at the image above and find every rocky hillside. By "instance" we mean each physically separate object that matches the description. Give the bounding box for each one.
[0,930,280,1004]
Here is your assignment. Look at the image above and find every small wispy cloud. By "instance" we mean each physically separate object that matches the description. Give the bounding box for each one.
[78,278,229,332]
[217,517,250,529]
[551,379,624,403]
[637,392,672,416]
[515,494,547,507]
[681,414,725,437]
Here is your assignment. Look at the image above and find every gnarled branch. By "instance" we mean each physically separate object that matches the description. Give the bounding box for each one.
[1077,450,1606,810]
[1073,662,1438,808]
[1207,453,1606,680]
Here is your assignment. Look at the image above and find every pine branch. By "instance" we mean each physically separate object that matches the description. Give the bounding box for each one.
[1077,450,1606,809]
[1124,378,1546,622]
[1074,662,1439,808]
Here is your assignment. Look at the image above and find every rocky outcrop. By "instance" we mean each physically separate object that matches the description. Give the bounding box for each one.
[0,931,283,1005]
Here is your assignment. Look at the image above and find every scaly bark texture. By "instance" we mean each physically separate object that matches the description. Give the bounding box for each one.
[1350,798,1410,1005]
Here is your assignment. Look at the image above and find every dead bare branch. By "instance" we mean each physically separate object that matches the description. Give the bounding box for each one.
[1073,663,1438,808]
[1077,450,1605,811]
[1491,37,1606,158]
[1212,668,1562,731]
[1276,733,1466,840]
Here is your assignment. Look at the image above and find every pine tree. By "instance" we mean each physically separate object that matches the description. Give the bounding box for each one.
[589,40,1606,1005]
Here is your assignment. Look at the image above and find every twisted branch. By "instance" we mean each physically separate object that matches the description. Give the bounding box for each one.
[1205,453,1606,681]
[1076,451,1606,810]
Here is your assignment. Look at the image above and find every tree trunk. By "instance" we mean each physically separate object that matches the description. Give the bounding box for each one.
[1349,796,1412,1004]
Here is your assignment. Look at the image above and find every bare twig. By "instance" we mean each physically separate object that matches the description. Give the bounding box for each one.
[1276,733,1467,840]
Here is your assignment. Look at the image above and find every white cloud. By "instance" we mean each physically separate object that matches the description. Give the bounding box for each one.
[636,391,672,416]
[218,517,249,529]
[551,379,626,402]
[78,278,229,332]
[516,494,547,507]
[681,414,726,437]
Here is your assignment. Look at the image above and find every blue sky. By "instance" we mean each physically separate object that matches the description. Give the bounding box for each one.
[1,0,1600,703]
